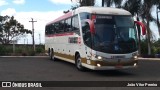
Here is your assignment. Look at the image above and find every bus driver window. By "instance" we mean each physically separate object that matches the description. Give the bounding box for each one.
[82,22,92,48]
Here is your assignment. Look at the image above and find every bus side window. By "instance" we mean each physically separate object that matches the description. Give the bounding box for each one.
[82,22,92,47]
[66,18,72,32]
[46,25,54,35]
[51,24,55,34]
[59,21,64,33]
[72,15,80,35]
[80,12,90,20]
[45,26,48,35]
[52,24,56,34]
[64,20,67,32]
[54,23,59,33]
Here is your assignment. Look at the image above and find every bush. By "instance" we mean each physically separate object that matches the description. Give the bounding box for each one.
[0,45,6,55]
[0,44,44,56]
[140,40,148,55]
[29,50,36,56]
[15,47,23,53]
[36,47,44,53]
[0,45,13,55]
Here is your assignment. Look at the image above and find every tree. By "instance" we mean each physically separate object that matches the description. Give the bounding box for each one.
[123,0,158,55]
[79,0,95,6]
[67,0,95,13]
[71,0,95,7]
[0,16,32,44]
[156,2,160,36]
[123,0,142,55]
[102,0,123,7]
[140,0,158,55]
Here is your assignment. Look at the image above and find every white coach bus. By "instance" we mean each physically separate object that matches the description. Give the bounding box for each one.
[45,7,146,71]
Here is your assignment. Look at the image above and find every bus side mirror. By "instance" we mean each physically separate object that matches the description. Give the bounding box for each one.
[134,21,146,35]
[84,19,95,34]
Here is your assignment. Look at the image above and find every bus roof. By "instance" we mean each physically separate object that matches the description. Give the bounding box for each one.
[75,6,131,15]
[46,7,131,25]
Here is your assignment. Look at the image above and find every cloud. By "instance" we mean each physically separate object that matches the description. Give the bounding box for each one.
[1,8,16,16]
[1,8,65,44]
[49,0,72,5]
[16,11,64,44]
[0,0,8,6]
[13,0,25,5]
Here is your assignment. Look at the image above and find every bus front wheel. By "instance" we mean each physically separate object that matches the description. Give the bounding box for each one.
[75,54,85,71]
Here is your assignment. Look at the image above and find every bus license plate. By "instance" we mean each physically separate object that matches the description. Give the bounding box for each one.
[111,56,125,59]
[115,65,123,69]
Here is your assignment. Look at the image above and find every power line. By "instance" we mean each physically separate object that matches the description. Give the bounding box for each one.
[29,18,37,52]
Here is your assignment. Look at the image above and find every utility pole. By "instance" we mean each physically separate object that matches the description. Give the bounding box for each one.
[39,34,41,45]
[157,6,160,36]
[24,39,25,45]
[27,39,28,44]
[29,18,37,52]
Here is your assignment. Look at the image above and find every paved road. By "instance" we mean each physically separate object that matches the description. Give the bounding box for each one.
[0,57,160,90]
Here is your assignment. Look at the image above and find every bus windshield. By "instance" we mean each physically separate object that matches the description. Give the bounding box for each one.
[93,15,138,54]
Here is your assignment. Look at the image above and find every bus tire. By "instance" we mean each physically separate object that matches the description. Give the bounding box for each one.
[75,54,85,71]
[50,49,55,61]
[48,48,50,56]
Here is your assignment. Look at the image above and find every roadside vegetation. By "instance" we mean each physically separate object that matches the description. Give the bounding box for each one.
[0,44,45,56]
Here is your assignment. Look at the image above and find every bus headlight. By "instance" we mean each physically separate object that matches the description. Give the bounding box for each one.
[134,63,137,66]
[95,55,103,60]
[97,64,101,67]
[97,56,102,60]
[134,56,138,59]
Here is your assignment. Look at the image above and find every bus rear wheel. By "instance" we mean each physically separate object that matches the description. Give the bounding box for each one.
[50,49,55,61]
[75,54,85,71]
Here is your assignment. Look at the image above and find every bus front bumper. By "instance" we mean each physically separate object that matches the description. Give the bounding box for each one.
[82,62,138,70]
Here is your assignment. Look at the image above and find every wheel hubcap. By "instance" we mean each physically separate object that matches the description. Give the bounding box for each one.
[77,58,82,69]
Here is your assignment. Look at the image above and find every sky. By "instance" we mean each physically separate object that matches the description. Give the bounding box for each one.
[0,0,80,44]
[0,0,159,44]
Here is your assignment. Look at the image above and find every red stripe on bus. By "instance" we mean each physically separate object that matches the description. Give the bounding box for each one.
[46,32,74,37]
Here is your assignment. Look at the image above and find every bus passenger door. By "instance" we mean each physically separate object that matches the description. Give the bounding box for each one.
[82,21,93,60]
